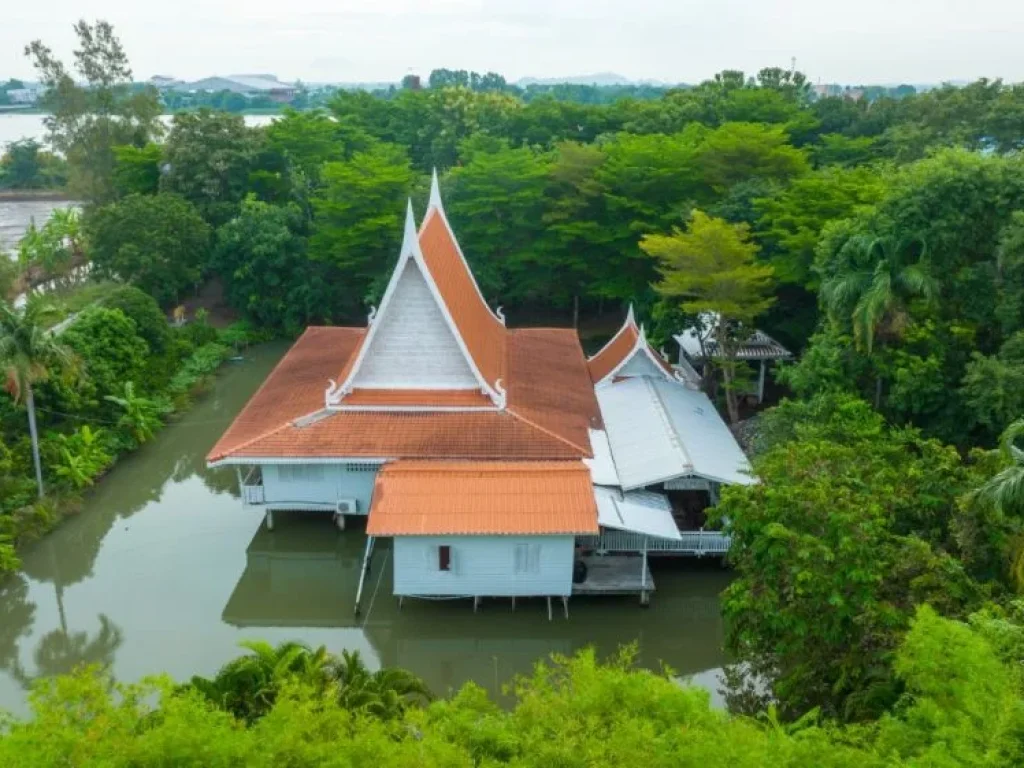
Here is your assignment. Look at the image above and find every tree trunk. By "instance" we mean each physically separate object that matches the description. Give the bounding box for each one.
[27,385,44,499]
[721,361,741,425]
[874,375,883,410]
[572,295,579,329]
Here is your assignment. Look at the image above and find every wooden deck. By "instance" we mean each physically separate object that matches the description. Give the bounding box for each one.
[572,555,654,598]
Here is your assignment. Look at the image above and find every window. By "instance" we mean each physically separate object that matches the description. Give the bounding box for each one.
[278,464,325,482]
[513,543,540,574]
[438,545,451,572]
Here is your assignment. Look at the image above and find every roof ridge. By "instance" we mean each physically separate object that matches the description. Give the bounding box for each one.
[507,406,591,457]
[644,377,694,472]
[209,419,300,462]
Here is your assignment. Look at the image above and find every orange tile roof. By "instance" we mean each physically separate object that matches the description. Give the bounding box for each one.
[207,327,601,463]
[341,389,494,408]
[587,315,675,383]
[587,320,638,383]
[418,209,506,391]
[207,327,364,461]
[366,461,599,536]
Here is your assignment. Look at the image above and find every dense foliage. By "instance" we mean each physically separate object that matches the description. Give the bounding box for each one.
[4,613,1024,766]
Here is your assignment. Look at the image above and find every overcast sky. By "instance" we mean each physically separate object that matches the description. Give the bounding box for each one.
[4,1,1023,86]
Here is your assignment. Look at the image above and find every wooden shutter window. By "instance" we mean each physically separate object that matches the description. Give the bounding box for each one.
[438,545,451,572]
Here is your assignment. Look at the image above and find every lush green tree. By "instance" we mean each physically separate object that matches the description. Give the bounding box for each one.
[25,20,162,204]
[102,285,172,356]
[969,419,1024,520]
[0,301,78,498]
[309,143,414,315]
[84,193,211,304]
[0,139,66,190]
[160,109,257,226]
[644,211,775,423]
[756,166,887,288]
[961,332,1024,435]
[214,197,330,330]
[695,122,810,193]
[50,425,113,489]
[58,306,149,414]
[716,399,981,720]
[444,140,551,301]
[112,142,161,197]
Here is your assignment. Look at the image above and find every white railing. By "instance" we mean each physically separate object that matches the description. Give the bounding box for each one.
[242,483,265,506]
[578,528,731,556]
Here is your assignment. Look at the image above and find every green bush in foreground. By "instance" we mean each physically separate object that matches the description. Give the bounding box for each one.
[2,606,1023,767]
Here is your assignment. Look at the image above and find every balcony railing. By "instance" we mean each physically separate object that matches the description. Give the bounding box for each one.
[241,466,265,506]
[578,528,731,556]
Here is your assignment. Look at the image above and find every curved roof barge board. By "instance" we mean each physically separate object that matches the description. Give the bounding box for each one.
[325,199,504,410]
[422,168,505,327]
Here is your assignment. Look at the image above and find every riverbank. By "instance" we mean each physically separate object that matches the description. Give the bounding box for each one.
[0,303,271,578]
[0,189,72,202]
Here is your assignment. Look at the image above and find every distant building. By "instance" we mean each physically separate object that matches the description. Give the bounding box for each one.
[6,84,43,104]
[175,74,297,102]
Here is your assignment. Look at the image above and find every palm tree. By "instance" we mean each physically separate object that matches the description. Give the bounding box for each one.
[972,418,1024,517]
[820,234,937,407]
[0,301,78,498]
[10,614,123,690]
[328,648,433,718]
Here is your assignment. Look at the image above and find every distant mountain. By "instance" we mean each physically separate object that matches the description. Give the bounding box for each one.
[515,72,636,87]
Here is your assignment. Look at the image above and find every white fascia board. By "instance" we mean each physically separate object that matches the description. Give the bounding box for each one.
[207,456,391,468]
[332,200,500,408]
[336,405,501,413]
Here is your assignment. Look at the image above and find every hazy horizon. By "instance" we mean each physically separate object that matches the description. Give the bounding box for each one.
[5,1,1024,86]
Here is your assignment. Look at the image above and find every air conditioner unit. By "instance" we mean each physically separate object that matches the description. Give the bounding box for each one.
[336,498,358,514]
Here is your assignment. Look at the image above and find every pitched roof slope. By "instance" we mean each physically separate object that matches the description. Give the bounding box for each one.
[207,327,363,462]
[587,308,676,385]
[207,328,599,462]
[366,461,599,536]
[418,208,506,391]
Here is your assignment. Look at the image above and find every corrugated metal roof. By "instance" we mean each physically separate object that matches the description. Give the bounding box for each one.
[583,429,618,485]
[594,487,681,540]
[596,377,754,489]
[366,461,599,536]
[675,314,791,362]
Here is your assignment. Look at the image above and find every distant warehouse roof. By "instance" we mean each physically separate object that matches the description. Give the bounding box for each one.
[176,74,296,94]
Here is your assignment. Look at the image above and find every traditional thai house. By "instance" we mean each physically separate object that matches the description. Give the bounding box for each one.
[207,174,755,612]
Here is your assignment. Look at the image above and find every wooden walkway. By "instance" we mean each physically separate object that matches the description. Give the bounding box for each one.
[572,555,654,601]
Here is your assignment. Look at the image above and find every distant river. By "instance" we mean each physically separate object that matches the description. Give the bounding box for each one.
[0,113,278,148]
[0,114,276,257]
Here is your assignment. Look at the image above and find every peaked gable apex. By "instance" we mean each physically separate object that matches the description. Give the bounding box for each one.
[328,200,504,408]
[421,168,505,327]
[588,306,688,387]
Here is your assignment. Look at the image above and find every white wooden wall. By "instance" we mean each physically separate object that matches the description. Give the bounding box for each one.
[353,260,479,389]
[261,463,379,513]
[392,535,575,597]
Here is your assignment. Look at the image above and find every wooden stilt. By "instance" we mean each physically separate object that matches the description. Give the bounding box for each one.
[398,596,404,610]
[546,596,552,621]
[264,509,274,531]
[758,359,767,403]
[353,535,374,616]
[511,596,516,612]
[562,596,569,619]
[473,596,481,613]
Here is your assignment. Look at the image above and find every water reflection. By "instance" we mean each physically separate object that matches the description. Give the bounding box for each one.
[0,341,730,717]
[223,512,730,701]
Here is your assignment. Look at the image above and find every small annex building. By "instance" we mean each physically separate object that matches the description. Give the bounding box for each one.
[207,174,755,610]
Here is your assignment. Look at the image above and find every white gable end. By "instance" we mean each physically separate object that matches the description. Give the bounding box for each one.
[352,259,480,390]
[617,351,668,379]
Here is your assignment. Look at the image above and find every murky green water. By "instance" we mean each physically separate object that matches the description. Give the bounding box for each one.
[0,342,729,717]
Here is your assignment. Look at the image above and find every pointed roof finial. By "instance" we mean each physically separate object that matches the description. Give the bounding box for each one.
[626,303,636,328]
[428,167,444,213]
[401,198,418,254]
